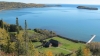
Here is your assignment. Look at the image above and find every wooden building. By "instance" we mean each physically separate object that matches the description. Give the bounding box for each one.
[43,39,60,47]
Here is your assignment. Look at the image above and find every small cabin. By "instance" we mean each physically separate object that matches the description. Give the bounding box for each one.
[43,42,52,47]
[49,39,60,47]
[43,39,60,47]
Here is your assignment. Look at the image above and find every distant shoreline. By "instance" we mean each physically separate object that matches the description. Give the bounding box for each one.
[0,2,62,12]
[0,1,46,11]
[0,9,4,11]
[57,35,86,44]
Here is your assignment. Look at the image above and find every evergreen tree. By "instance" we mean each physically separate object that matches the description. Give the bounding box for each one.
[6,25,9,32]
[25,20,27,43]
[6,37,10,53]
[16,39,20,56]
[1,19,4,29]
[76,47,84,56]
[25,20,27,31]
[25,20,28,56]
[16,17,20,56]
[16,17,19,34]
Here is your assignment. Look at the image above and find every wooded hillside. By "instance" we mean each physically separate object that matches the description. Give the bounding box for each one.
[0,2,45,10]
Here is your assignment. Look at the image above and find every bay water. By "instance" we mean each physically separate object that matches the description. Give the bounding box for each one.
[0,4,100,42]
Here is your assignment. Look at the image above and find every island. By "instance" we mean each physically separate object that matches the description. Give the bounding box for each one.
[77,6,98,10]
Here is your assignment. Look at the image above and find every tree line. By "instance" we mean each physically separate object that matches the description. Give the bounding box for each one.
[0,18,40,56]
[0,1,45,10]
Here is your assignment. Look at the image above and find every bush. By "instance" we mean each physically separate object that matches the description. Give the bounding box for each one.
[9,24,23,32]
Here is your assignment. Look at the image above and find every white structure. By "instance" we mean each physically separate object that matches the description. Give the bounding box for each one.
[86,35,96,44]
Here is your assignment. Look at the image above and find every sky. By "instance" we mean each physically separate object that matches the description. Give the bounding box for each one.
[0,0,100,4]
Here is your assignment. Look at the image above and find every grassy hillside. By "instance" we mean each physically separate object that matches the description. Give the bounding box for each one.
[0,28,9,45]
[33,37,85,55]
[46,37,85,51]
[23,30,85,55]
[0,28,85,55]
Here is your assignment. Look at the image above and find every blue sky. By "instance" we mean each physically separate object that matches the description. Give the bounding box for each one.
[0,0,100,4]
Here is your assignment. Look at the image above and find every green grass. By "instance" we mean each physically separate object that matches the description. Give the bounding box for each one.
[27,30,35,33]
[9,30,85,55]
[46,37,85,51]
[9,32,16,33]
[37,47,70,55]
[9,30,35,36]
[33,37,85,55]
[33,42,41,47]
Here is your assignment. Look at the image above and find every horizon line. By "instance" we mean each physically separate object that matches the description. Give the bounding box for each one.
[0,1,100,5]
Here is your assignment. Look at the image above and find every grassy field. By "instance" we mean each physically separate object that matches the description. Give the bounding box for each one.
[37,46,70,55]
[46,37,85,51]
[8,30,85,55]
[33,37,85,55]
[33,42,41,47]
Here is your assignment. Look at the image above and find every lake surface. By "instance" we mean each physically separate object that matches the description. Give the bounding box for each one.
[0,4,100,42]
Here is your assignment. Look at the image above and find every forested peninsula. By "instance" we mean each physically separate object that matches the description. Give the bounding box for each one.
[0,1,45,10]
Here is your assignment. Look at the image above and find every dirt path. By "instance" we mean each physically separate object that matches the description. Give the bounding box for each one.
[57,47,72,53]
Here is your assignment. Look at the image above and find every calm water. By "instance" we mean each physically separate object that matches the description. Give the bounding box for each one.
[0,4,100,42]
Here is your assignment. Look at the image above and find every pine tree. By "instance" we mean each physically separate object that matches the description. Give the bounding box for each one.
[76,47,84,56]
[6,25,9,32]
[25,20,27,31]
[25,20,27,44]
[25,20,28,56]
[1,19,4,29]
[16,17,19,34]
[16,17,20,56]
[6,37,10,53]
[16,40,20,56]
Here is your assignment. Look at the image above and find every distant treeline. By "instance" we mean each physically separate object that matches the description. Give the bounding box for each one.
[33,28,87,43]
[0,2,45,10]
[57,35,86,44]
[30,28,57,42]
